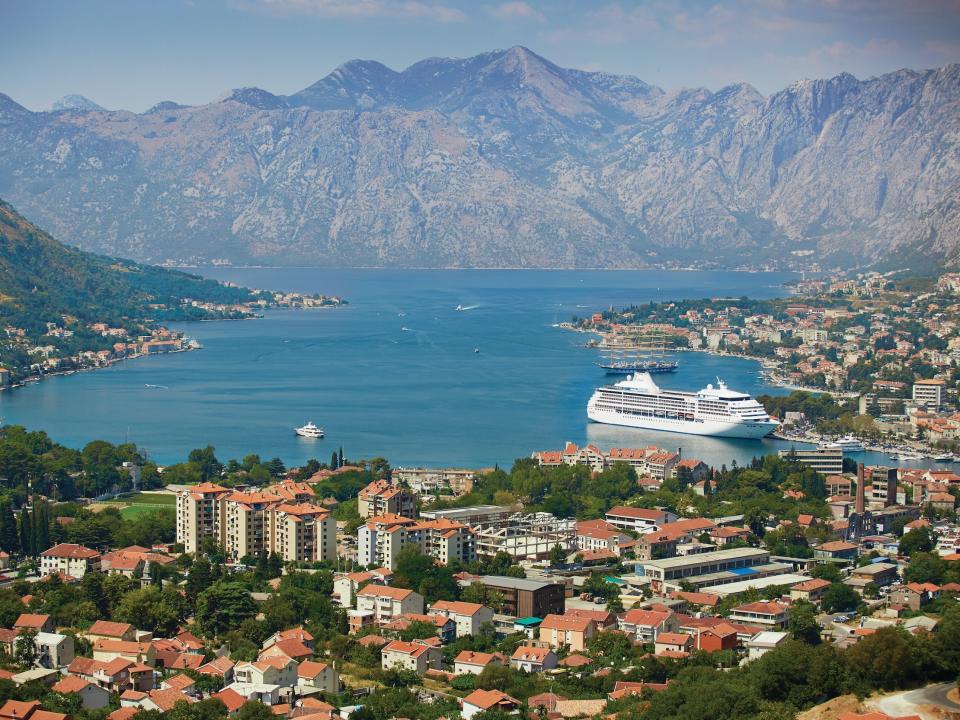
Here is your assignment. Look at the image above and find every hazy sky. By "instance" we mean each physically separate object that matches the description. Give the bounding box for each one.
[4,0,960,112]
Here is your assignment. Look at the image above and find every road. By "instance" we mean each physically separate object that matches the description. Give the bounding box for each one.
[870,682,960,718]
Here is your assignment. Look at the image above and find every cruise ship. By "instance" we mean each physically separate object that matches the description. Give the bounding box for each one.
[587,372,778,439]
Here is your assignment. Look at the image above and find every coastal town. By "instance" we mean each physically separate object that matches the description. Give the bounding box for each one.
[0,292,345,390]
[567,271,960,459]
[0,425,955,720]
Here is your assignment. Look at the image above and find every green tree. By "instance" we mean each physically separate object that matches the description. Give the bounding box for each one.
[548,544,566,567]
[196,582,257,637]
[821,583,859,614]
[899,527,934,556]
[903,552,946,584]
[787,601,821,644]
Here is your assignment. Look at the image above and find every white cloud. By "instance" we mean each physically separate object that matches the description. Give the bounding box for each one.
[485,1,546,23]
[252,0,467,23]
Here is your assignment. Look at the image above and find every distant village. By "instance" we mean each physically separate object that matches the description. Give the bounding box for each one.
[0,293,344,389]
[567,271,960,456]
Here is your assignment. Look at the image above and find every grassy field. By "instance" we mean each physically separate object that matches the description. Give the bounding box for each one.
[96,491,176,520]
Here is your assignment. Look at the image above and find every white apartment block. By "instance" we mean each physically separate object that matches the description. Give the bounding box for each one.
[913,379,945,408]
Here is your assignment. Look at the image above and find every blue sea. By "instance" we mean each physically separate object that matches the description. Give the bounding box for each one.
[0,269,922,470]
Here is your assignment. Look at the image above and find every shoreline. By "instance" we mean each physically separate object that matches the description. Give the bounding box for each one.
[1,345,199,394]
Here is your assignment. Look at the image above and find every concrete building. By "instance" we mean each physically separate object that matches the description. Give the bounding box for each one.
[469,576,565,618]
[913,379,945,409]
[639,548,789,593]
[419,505,514,526]
[472,512,576,560]
[777,447,843,475]
[746,631,788,660]
[605,506,677,533]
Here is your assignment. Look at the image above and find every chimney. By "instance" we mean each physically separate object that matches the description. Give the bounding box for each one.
[855,463,865,515]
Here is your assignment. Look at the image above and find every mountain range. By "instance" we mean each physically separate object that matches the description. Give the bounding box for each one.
[1,46,958,269]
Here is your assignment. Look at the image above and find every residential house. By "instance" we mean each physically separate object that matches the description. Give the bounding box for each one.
[654,632,693,656]
[618,609,678,643]
[461,689,520,720]
[350,585,424,634]
[537,614,595,652]
[510,645,558,673]
[380,639,441,674]
[729,602,788,630]
[427,601,494,639]
[39,544,101,579]
[453,651,503,676]
[51,676,111,709]
[296,660,339,693]
[790,578,832,604]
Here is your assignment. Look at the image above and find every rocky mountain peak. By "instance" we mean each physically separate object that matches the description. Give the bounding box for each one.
[50,94,106,113]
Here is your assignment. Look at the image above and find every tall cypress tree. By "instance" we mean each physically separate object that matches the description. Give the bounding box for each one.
[19,508,31,557]
[338,446,344,468]
[330,451,338,470]
[35,503,51,554]
[0,501,16,552]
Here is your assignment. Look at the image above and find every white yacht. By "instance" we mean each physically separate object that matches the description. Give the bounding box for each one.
[587,372,778,439]
[295,421,325,439]
[821,436,865,453]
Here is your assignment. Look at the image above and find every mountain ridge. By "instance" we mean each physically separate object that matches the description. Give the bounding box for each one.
[1,47,958,269]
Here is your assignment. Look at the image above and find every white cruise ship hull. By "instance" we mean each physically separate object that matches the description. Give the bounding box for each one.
[587,406,777,439]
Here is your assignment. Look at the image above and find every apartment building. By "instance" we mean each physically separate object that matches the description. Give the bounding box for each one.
[175,485,335,563]
[913,379,945,408]
[469,576,565,618]
[357,515,475,570]
[174,483,231,554]
[349,585,424,633]
[224,491,283,561]
[271,503,336,563]
[357,479,417,518]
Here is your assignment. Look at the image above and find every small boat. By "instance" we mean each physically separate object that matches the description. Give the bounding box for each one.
[295,422,325,439]
[144,384,168,390]
[933,454,953,462]
[821,436,865,453]
[456,305,464,311]
[474,347,480,353]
